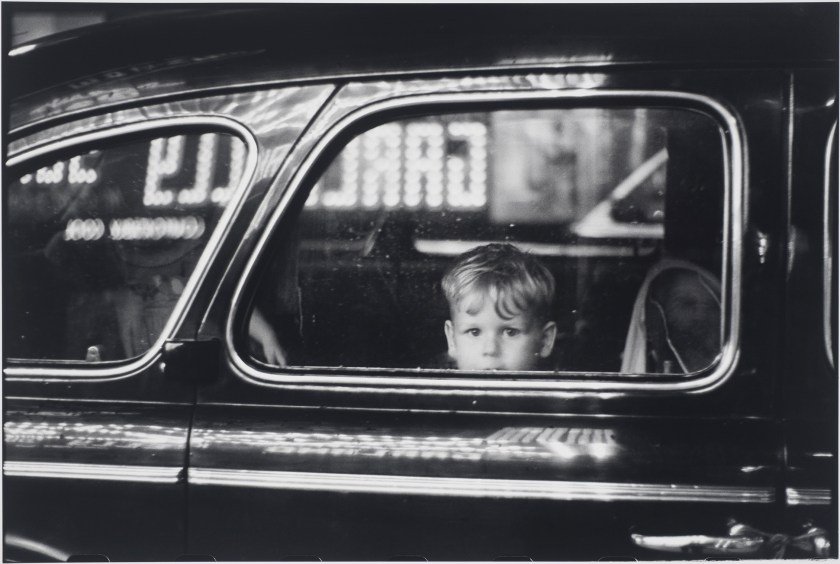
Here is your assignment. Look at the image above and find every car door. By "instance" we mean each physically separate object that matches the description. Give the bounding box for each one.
[3,85,333,562]
[183,68,836,560]
[779,68,838,555]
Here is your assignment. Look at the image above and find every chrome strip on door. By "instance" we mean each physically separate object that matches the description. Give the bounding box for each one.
[190,468,775,503]
[4,461,779,502]
[4,461,183,484]
[786,487,832,506]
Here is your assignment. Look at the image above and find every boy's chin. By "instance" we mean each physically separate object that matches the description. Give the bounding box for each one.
[458,364,536,372]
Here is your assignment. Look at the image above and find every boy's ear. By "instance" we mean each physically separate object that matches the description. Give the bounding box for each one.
[444,320,456,357]
[539,321,557,358]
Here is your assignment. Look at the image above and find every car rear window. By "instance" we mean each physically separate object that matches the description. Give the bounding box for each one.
[6,130,248,362]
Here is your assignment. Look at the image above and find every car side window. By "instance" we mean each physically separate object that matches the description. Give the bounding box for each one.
[246,106,725,375]
[7,130,248,361]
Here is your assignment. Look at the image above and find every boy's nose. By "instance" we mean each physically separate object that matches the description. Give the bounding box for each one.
[482,335,500,356]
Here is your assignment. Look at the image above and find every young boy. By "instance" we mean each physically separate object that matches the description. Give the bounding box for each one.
[442,243,557,371]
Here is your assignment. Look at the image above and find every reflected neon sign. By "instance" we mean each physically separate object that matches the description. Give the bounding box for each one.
[20,153,100,186]
[144,134,246,207]
[306,119,488,210]
[488,427,619,461]
[18,134,245,211]
[64,216,206,241]
[15,133,245,242]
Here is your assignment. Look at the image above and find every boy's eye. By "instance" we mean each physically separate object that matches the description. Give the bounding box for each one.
[466,329,481,337]
[503,328,521,337]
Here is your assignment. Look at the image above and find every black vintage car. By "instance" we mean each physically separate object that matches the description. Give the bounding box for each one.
[2,4,837,561]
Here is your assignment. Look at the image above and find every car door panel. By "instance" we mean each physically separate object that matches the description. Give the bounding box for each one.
[187,405,780,560]
[4,398,192,561]
[781,69,839,552]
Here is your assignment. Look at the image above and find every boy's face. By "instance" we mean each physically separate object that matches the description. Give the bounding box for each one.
[444,291,556,371]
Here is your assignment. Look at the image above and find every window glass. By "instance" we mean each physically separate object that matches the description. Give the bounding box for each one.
[248,107,724,375]
[6,131,247,361]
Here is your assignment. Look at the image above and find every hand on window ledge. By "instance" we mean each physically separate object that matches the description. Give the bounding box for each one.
[249,307,288,366]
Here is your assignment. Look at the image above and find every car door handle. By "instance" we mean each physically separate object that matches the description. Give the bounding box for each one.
[630,533,765,556]
[631,520,831,558]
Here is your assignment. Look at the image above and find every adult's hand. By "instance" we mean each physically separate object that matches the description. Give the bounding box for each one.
[248,307,288,366]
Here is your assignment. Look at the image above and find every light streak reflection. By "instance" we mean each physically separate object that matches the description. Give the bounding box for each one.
[194,425,619,463]
[4,420,187,450]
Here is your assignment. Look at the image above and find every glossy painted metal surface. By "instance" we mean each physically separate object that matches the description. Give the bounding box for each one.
[189,406,778,499]
[8,86,334,175]
[7,51,262,133]
[777,69,838,556]
[187,409,781,560]
[3,401,194,561]
[186,407,781,560]
[7,5,837,132]
[4,403,189,468]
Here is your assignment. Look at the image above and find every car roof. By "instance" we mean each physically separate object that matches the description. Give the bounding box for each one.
[6,3,838,133]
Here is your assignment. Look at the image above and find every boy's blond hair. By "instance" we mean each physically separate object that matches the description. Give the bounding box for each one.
[441,243,555,322]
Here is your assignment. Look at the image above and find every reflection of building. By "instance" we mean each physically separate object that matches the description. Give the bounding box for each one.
[309,117,489,211]
[491,109,663,226]
[308,109,666,228]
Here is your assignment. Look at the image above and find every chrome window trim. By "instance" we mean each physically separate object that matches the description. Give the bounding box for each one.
[228,88,745,394]
[3,461,183,484]
[4,534,71,562]
[190,468,773,504]
[4,116,259,380]
[824,121,837,369]
[786,487,832,506]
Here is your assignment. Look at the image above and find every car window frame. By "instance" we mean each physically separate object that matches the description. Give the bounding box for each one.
[824,120,837,369]
[4,116,259,379]
[229,87,746,394]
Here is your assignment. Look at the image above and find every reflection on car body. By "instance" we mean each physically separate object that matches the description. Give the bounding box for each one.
[2,4,837,561]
